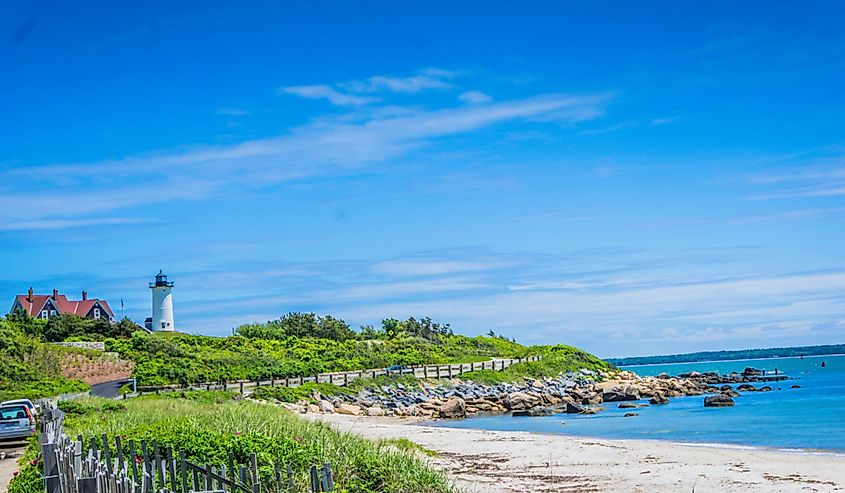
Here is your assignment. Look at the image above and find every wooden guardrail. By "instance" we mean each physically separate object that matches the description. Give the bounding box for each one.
[134,356,542,397]
[38,406,335,493]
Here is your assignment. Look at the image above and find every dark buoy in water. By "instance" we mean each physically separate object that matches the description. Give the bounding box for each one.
[821,361,827,368]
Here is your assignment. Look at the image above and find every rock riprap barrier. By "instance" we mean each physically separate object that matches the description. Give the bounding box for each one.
[272,367,788,419]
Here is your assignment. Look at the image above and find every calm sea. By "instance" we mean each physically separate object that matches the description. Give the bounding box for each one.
[427,354,845,452]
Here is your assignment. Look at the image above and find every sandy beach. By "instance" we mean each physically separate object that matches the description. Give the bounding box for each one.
[307,413,845,493]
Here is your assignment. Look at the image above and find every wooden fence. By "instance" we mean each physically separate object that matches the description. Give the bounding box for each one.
[134,356,542,397]
[38,406,335,493]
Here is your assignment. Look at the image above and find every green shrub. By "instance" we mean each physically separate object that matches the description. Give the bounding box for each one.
[251,383,346,404]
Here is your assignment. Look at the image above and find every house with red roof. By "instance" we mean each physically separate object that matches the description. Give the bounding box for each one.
[10,288,115,322]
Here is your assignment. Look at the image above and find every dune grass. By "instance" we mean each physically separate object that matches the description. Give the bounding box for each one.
[58,396,455,493]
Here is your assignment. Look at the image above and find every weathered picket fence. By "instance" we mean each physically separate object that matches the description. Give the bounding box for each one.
[38,407,335,493]
[134,355,543,397]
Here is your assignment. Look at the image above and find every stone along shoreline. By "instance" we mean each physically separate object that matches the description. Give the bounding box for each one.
[276,367,790,419]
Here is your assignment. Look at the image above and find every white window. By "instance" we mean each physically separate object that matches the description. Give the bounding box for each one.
[50,310,57,316]
[93,308,101,319]
[161,322,166,329]
[41,310,48,318]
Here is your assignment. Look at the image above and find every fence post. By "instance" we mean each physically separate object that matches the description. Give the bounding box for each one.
[343,373,348,386]
[309,465,320,493]
[271,376,275,386]
[41,441,60,493]
[423,366,428,378]
[321,463,334,491]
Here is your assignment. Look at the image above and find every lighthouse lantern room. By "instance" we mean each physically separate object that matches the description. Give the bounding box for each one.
[149,270,175,332]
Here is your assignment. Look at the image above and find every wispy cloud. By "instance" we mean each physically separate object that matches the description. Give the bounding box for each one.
[340,68,459,94]
[1,81,610,231]
[744,150,845,199]
[459,91,492,104]
[217,107,250,116]
[279,84,378,106]
[0,217,144,232]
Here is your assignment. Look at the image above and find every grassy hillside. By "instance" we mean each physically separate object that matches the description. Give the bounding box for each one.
[0,318,88,401]
[2,311,614,395]
[9,395,455,493]
[107,330,528,386]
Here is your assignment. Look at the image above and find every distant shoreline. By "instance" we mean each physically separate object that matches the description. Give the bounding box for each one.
[619,353,845,368]
[607,343,845,366]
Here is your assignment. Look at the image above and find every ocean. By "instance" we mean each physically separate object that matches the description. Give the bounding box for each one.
[427,354,845,452]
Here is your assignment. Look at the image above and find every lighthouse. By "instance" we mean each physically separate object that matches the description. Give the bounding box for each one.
[149,270,175,332]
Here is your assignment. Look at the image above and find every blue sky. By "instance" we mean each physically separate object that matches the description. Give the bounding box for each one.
[2,1,844,357]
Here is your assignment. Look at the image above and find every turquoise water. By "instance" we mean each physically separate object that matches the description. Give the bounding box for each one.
[428,354,845,451]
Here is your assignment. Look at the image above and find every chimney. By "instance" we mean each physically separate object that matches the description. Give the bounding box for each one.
[82,290,88,301]
[27,287,33,302]
[52,289,58,299]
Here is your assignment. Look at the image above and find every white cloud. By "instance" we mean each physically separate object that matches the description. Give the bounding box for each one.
[0,91,609,231]
[217,108,250,116]
[458,91,492,104]
[340,68,459,94]
[279,84,378,106]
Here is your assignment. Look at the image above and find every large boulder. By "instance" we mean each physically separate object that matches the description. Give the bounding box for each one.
[565,402,585,414]
[502,392,541,410]
[367,406,385,417]
[336,403,362,415]
[602,385,641,402]
[318,400,335,413]
[704,394,735,407]
[439,397,466,419]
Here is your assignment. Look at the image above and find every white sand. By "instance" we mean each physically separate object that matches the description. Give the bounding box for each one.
[307,414,845,493]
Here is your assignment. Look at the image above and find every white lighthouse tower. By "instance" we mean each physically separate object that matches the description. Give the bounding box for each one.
[149,270,175,332]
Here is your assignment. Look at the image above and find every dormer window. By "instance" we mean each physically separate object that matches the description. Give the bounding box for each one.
[93,308,101,319]
[41,310,48,318]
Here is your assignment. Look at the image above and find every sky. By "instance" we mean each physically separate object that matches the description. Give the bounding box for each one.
[2,1,844,357]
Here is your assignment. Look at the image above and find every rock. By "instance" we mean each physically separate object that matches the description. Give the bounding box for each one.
[721,389,740,398]
[579,406,604,415]
[318,400,335,413]
[565,402,585,414]
[704,394,735,407]
[737,384,757,392]
[336,403,362,415]
[439,397,466,419]
[617,402,638,409]
[503,392,541,410]
[758,386,773,392]
[623,412,639,417]
[283,403,306,413]
[512,407,555,417]
[649,393,669,405]
[602,384,641,402]
[791,385,801,389]
[656,372,670,379]
[742,367,763,376]
[367,406,384,417]
[306,404,320,414]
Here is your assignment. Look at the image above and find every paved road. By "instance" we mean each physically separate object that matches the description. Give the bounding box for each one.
[0,441,26,493]
[90,379,133,399]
